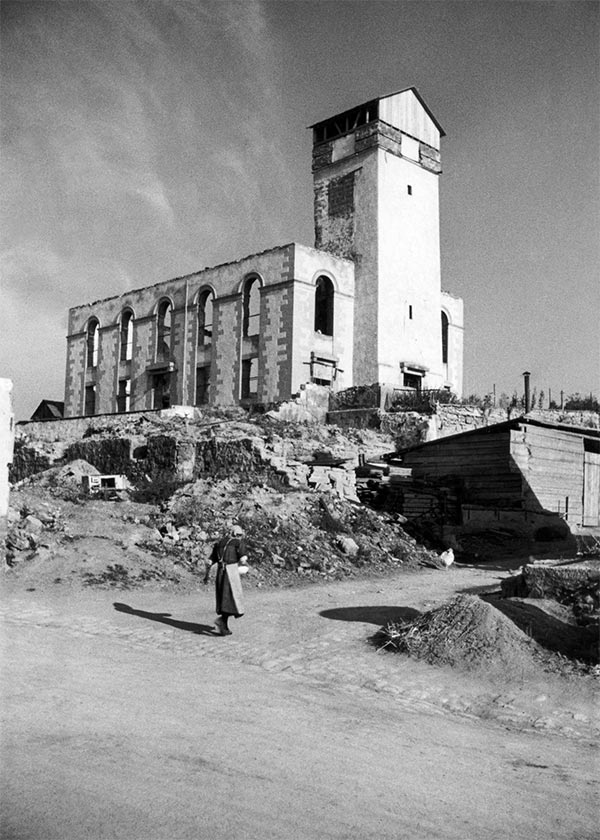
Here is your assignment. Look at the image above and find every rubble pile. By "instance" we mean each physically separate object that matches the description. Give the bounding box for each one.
[377,594,540,672]
[159,477,435,586]
[6,423,436,588]
[377,591,599,675]
[12,411,396,500]
[501,560,600,626]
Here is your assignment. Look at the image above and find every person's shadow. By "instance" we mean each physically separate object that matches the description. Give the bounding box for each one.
[113,602,218,636]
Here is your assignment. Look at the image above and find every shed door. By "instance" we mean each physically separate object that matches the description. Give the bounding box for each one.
[583,451,600,526]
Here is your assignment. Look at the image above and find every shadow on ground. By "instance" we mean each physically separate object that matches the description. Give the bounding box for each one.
[113,603,218,636]
[320,606,420,625]
[482,595,599,664]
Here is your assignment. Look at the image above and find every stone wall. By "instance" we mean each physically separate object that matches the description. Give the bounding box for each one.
[64,244,354,416]
[526,409,600,429]
[501,561,600,626]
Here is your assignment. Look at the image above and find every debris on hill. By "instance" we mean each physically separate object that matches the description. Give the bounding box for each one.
[5,412,446,588]
[375,592,599,676]
[160,478,436,586]
[375,594,541,671]
[501,559,600,626]
[5,462,438,588]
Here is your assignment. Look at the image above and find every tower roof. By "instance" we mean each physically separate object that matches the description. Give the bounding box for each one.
[310,86,445,148]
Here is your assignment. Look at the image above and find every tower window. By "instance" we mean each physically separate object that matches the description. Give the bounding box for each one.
[117,378,131,413]
[120,310,133,362]
[195,366,210,405]
[314,275,334,336]
[403,373,421,392]
[197,291,214,346]
[84,384,96,416]
[409,305,413,320]
[328,172,355,217]
[86,319,99,369]
[241,358,258,399]
[441,311,449,364]
[242,276,261,338]
[157,300,172,361]
[407,185,412,195]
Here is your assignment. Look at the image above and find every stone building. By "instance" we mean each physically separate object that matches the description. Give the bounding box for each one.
[64,87,464,417]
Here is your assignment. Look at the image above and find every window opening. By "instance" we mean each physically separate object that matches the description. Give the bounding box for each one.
[328,172,355,218]
[241,358,258,399]
[157,300,172,361]
[407,185,412,195]
[152,373,171,409]
[117,378,131,413]
[408,305,413,320]
[403,373,421,392]
[197,291,213,347]
[312,99,378,144]
[195,366,210,406]
[120,311,133,362]
[314,276,334,336]
[441,311,449,364]
[84,384,96,416]
[86,319,99,369]
[243,277,260,338]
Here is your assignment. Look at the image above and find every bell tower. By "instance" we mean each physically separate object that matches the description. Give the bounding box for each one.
[311,87,462,394]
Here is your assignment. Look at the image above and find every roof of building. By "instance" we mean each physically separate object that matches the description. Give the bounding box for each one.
[31,399,64,419]
[309,86,445,137]
[397,415,600,456]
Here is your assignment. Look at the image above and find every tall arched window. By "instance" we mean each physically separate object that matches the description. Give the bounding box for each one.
[197,291,214,346]
[242,276,261,338]
[157,300,172,361]
[120,310,134,361]
[441,311,449,364]
[86,318,99,369]
[314,275,334,336]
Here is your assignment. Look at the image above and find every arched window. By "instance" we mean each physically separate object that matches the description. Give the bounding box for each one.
[441,311,449,364]
[197,291,214,347]
[120,310,134,362]
[314,275,334,336]
[157,300,172,361]
[86,318,99,369]
[242,276,261,338]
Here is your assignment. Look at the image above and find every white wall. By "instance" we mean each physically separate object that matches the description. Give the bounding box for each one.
[377,148,443,386]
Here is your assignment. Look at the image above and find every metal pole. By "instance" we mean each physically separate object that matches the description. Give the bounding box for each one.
[522,371,531,413]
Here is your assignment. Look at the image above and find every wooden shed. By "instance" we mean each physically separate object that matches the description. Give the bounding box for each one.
[399,417,600,529]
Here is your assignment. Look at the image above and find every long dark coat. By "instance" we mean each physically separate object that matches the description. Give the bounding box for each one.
[210,536,247,617]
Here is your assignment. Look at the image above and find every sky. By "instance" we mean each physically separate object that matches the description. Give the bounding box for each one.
[1,0,599,421]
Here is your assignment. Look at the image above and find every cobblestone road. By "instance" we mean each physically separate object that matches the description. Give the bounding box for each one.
[2,565,598,741]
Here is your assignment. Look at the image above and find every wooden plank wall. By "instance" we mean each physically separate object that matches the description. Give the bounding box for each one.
[510,425,583,522]
[401,431,521,506]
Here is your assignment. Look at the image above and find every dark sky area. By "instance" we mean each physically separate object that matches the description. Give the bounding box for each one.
[1,0,598,419]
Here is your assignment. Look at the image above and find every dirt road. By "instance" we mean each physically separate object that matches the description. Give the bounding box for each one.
[1,565,598,840]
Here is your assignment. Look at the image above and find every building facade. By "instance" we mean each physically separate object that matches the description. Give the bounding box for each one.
[64,88,463,417]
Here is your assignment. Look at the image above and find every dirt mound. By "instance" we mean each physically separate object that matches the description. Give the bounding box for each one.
[378,594,540,672]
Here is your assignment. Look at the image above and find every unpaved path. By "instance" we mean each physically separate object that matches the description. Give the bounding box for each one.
[1,565,598,840]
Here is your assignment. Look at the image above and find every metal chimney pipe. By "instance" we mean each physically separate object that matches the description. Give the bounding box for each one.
[522,371,531,413]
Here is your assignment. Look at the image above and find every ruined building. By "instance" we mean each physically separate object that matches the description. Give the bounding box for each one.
[64,88,464,417]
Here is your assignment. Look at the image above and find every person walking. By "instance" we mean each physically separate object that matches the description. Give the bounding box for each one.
[203,523,248,636]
